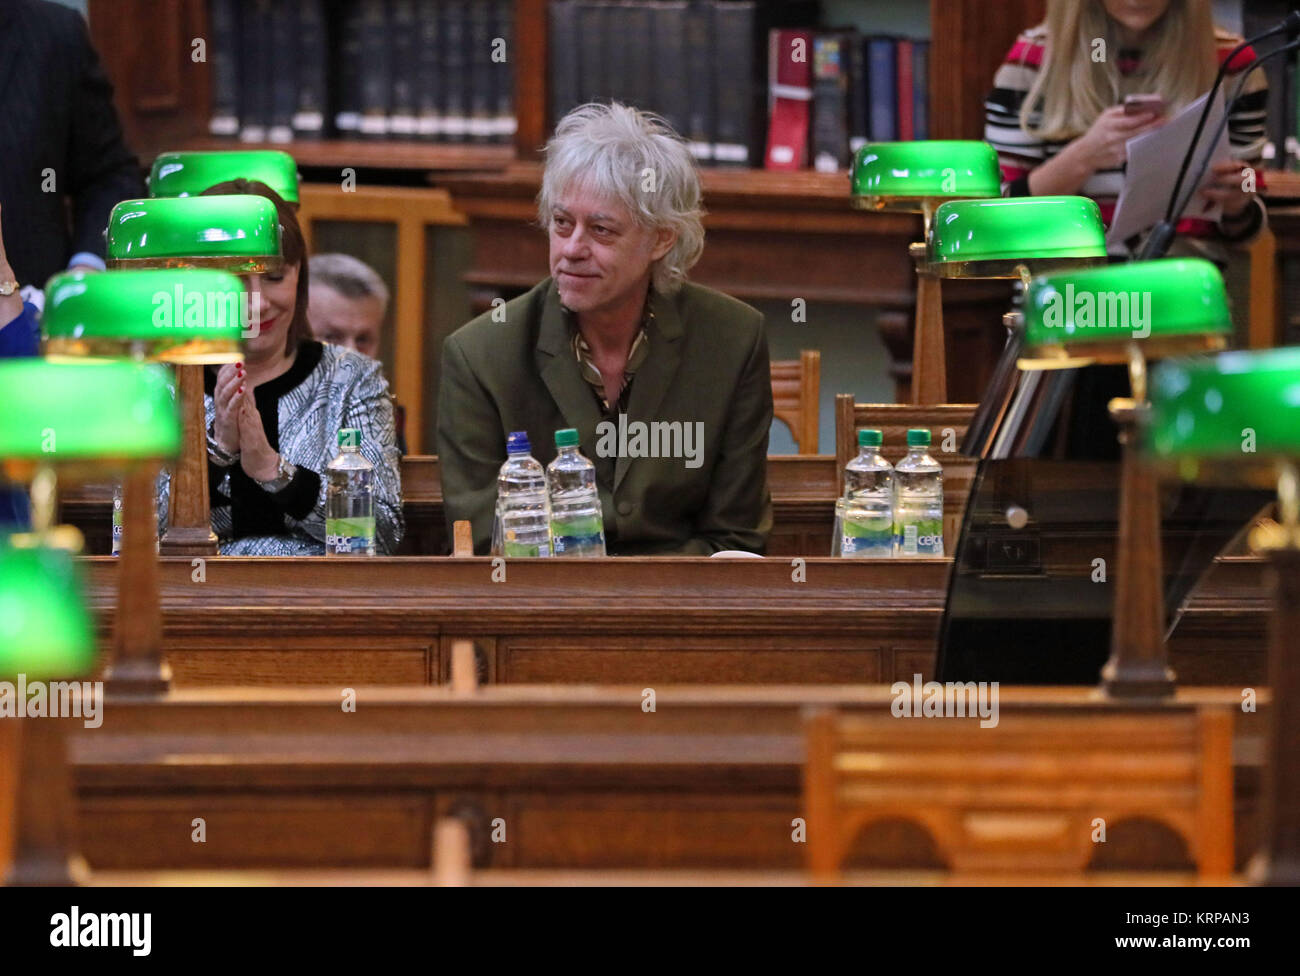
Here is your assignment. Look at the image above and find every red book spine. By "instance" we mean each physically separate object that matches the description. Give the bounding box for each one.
[896,38,915,142]
[765,29,813,170]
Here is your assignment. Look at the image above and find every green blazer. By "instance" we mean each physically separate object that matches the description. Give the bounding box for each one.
[437,277,773,555]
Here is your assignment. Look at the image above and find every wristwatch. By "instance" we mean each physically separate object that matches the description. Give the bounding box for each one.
[0,280,20,296]
[255,453,297,493]
[206,429,240,467]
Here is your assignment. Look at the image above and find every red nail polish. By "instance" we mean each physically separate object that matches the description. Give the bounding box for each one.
[239,385,245,394]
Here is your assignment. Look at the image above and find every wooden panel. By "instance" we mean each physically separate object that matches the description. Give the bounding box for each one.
[930,0,1047,140]
[497,636,887,684]
[143,643,435,687]
[81,796,433,870]
[88,0,210,160]
[64,686,1264,871]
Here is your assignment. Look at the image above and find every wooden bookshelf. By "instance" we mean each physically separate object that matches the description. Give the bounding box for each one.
[92,0,1044,172]
[179,136,516,173]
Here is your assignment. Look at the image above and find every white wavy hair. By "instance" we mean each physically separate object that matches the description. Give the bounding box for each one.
[538,102,705,296]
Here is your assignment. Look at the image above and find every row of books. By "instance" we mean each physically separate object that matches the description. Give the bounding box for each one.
[768,32,930,173]
[549,1,818,166]
[207,0,516,144]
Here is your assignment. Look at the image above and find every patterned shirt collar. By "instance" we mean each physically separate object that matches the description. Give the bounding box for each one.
[564,293,654,414]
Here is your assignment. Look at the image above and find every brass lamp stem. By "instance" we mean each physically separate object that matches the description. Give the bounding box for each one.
[1126,340,1147,405]
[29,464,57,534]
[1278,460,1299,532]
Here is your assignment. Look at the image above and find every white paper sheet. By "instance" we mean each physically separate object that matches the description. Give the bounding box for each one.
[1106,90,1232,246]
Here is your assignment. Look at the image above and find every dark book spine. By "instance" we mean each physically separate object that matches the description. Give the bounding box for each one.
[711,0,756,167]
[576,2,608,105]
[549,0,580,129]
[467,0,493,142]
[624,2,653,111]
[442,1,469,141]
[238,0,272,142]
[896,37,914,142]
[847,30,867,153]
[334,0,365,136]
[492,0,516,144]
[207,0,241,137]
[650,1,689,137]
[389,0,419,138]
[811,33,850,172]
[415,0,442,139]
[293,0,328,140]
[866,35,898,143]
[684,0,714,161]
[912,40,930,142]
[358,0,391,138]
[267,0,298,143]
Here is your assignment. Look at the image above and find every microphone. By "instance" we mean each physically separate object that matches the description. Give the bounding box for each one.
[1138,14,1300,260]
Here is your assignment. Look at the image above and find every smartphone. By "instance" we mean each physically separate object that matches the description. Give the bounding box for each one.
[1123,94,1166,116]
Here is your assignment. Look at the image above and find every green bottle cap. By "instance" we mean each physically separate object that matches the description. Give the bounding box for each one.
[338,428,361,449]
[857,429,882,448]
[555,428,580,448]
[906,428,931,448]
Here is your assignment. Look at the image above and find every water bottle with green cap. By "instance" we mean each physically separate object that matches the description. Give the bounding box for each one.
[326,427,376,556]
[894,428,943,556]
[547,428,605,557]
[839,428,894,557]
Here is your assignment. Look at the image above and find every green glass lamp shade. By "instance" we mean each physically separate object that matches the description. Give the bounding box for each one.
[1019,258,1231,368]
[149,149,300,204]
[105,196,283,273]
[851,141,1001,211]
[42,268,245,364]
[0,542,95,679]
[1144,346,1300,487]
[927,196,1107,278]
[0,359,180,481]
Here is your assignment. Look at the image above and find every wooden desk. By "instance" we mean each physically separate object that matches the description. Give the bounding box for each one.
[81,557,952,687]
[59,455,844,558]
[65,686,1265,873]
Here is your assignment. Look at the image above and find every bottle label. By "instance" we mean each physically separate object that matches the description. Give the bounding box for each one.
[551,515,605,555]
[503,537,552,557]
[898,518,944,556]
[840,515,893,556]
[111,499,124,557]
[326,516,376,555]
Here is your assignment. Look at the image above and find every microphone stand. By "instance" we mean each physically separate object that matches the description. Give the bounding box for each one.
[1140,14,1300,260]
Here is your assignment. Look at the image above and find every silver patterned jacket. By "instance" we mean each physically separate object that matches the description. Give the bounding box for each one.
[158,341,404,555]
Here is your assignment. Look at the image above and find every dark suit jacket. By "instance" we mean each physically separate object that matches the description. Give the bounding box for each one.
[437,278,774,555]
[0,0,144,288]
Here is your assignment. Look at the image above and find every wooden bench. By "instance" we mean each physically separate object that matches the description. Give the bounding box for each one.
[805,701,1235,882]
[37,686,1262,874]
[770,351,821,454]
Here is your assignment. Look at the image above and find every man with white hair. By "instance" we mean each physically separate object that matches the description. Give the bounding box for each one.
[437,103,773,555]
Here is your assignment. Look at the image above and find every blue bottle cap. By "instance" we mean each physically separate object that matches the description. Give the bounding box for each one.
[506,430,531,454]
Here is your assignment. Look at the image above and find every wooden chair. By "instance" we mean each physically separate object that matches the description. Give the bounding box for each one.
[834,395,979,549]
[803,702,1235,882]
[770,350,821,454]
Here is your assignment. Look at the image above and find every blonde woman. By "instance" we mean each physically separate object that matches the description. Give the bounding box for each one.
[985,0,1268,255]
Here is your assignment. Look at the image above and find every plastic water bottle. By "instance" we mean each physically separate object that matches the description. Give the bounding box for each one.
[840,428,894,557]
[894,428,944,557]
[326,428,376,556]
[547,428,605,557]
[497,430,551,557]
[111,484,123,556]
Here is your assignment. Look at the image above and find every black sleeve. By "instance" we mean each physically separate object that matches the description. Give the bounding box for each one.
[262,466,323,521]
[65,10,146,258]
